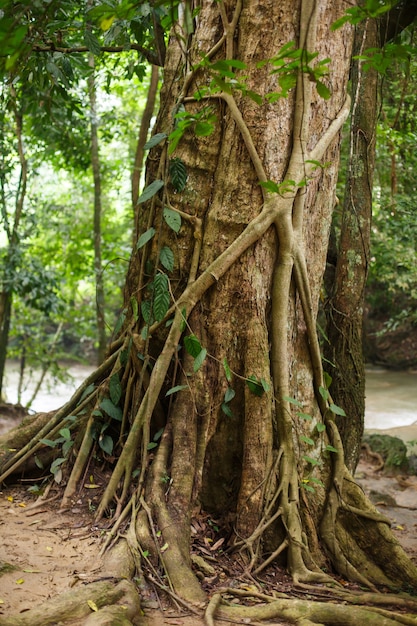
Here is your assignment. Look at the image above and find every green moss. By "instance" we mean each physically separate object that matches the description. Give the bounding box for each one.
[363,434,409,474]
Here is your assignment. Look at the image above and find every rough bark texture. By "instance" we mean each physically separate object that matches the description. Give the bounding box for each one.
[2,2,417,623]
[324,18,378,473]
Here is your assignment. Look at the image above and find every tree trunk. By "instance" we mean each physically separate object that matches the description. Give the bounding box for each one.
[324,17,378,472]
[2,1,417,620]
[88,53,107,365]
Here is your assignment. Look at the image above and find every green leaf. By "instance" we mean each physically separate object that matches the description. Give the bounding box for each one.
[303,455,320,466]
[184,334,203,358]
[40,438,58,448]
[61,57,74,81]
[34,456,44,469]
[100,398,123,421]
[130,296,139,322]
[153,273,170,322]
[330,403,346,417]
[99,434,113,456]
[246,375,265,397]
[109,373,122,406]
[147,441,158,450]
[211,59,247,71]
[316,422,326,433]
[224,387,235,403]
[223,358,232,383]
[84,30,101,56]
[137,180,164,205]
[165,384,188,397]
[300,436,315,446]
[50,457,66,473]
[144,133,167,150]
[114,309,126,334]
[141,300,152,324]
[180,308,187,332]
[195,121,215,136]
[297,411,312,421]
[136,227,156,250]
[301,483,316,493]
[80,384,96,402]
[309,477,325,487]
[160,246,174,272]
[325,445,338,453]
[260,378,270,392]
[163,207,181,233]
[284,395,303,408]
[169,157,188,192]
[316,81,331,99]
[59,428,71,441]
[221,402,233,417]
[246,90,263,105]
[319,386,329,401]
[153,428,164,442]
[193,348,207,372]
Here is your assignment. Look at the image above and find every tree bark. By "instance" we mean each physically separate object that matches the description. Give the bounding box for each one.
[2,1,417,616]
[324,18,378,472]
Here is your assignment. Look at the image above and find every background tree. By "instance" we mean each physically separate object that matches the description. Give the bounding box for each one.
[1,2,417,625]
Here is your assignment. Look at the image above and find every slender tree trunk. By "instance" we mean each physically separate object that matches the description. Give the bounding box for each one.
[132,64,159,238]
[0,85,27,396]
[88,54,107,365]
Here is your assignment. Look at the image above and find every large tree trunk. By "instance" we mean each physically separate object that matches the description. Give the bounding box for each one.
[324,17,378,473]
[2,1,417,622]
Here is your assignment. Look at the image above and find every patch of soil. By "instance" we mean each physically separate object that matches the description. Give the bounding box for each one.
[0,487,104,616]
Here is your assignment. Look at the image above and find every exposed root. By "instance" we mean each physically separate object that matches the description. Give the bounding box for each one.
[217,595,416,626]
[0,580,139,626]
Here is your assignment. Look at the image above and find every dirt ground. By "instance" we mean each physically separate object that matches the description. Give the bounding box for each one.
[1,457,417,625]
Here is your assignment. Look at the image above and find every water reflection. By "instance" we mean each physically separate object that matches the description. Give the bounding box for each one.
[2,362,417,431]
[365,367,417,430]
[3,361,95,413]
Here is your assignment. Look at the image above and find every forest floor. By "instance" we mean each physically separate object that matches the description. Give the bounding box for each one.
[1,456,417,625]
[1,405,417,625]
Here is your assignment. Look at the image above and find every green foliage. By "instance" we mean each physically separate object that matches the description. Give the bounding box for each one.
[331,0,398,30]
[367,199,417,326]
[246,375,269,396]
[168,106,217,153]
[259,41,331,100]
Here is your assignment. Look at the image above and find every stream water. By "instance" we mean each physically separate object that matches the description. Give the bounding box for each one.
[2,361,417,431]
